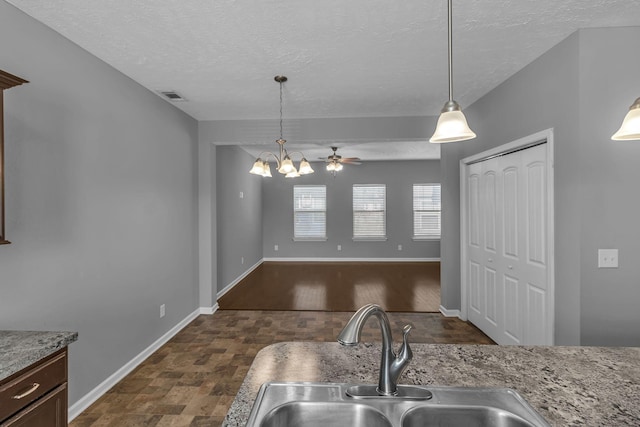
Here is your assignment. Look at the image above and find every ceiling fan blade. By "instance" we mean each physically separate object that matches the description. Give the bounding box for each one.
[341,159,362,165]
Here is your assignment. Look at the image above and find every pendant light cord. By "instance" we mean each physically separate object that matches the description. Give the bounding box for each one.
[448,0,453,102]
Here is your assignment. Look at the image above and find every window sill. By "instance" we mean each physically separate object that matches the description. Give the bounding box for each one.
[293,237,328,242]
[352,237,388,242]
[412,236,441,241]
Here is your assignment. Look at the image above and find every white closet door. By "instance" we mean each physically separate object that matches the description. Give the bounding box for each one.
[465,143,548,345]
[467,160,501,340]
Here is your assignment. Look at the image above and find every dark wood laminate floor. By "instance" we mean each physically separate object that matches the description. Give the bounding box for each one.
[70,310,493,427]
[219,261,441,312]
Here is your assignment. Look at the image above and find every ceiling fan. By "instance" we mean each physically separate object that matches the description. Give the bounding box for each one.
[321,146,361,175]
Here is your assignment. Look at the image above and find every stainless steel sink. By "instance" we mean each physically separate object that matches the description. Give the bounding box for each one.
[246,382,550,427]
[401,405,535,427]
[260,402,393,427]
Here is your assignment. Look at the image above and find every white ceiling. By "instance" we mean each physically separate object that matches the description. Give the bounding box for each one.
[6,0,640,160]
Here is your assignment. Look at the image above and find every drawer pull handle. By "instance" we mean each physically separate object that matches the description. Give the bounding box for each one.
[12,382,40,399]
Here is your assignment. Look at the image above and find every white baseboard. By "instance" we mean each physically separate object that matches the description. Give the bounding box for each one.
[199,302,219,315]
[439,305,461,318]
[262,257,440,262]
[216,258,263,299]
[68,308,204,421]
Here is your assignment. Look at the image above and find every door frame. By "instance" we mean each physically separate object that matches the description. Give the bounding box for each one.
[459,128,555,345]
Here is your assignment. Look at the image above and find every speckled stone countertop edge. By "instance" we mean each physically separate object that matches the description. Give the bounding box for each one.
[224,342,640,427]
[0,330,78,381]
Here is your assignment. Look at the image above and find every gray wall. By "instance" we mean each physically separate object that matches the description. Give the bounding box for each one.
[261,160,441,259]
[216,145,263,293]
[577,27,640,346]
[441,27,640,346]
[198,140,217,309]
[0,1,199,405]
[441,31,581,345]
[199,116,436,145]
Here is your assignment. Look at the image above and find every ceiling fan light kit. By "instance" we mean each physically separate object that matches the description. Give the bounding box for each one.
[429,0,477,143]
[249,76,314,178]
[322,146,360,176]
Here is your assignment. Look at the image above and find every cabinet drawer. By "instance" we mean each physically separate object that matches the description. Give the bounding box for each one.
[0,350,67,421]
[1,384,67,427]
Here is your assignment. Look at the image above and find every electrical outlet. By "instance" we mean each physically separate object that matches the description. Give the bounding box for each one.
[337,244,342,251]
[241,256,245,265]
[598,249,618,268]
[160,304,166,318]
[398,244,403,251]
[274,244,279,251]
[239,191,244,199]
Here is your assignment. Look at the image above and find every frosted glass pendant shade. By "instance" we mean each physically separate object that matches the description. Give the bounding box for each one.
[249,159,265,175]
[612,98,640,141]
[278,156,295,174]
[430,109,476,143]
[262,162,272,177]
[298,159,314,175]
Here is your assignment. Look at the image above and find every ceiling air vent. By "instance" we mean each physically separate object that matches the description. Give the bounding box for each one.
[158,90,187,102]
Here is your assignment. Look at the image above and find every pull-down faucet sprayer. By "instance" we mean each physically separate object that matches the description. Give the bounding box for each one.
[338,303,413,396]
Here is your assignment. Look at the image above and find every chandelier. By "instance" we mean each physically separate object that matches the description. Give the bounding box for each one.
[249,76,314,178]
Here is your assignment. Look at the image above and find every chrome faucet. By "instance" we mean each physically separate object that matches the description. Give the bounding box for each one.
[338,303,413,396]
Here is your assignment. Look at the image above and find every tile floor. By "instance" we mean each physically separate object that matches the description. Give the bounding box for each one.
[70,310,493,427]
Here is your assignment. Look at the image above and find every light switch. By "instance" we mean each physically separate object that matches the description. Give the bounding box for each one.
[598,249,618,268]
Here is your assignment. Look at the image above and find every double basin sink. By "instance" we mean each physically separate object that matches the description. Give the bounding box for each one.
[246,382,551,427]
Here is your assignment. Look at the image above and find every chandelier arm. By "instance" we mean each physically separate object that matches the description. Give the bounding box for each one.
[257,151,281,168]
[286,151,309,160]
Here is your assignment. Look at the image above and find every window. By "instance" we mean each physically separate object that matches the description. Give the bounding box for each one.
[413,184,441,239]
[353,184,386,240]
[293,185,326,240]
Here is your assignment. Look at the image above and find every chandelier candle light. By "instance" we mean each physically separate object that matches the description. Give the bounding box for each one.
[429,0,476,143]
[249,76,314,178]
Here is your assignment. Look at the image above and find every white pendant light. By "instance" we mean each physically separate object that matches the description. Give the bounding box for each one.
[611,97,640,141]
[430,0,476,143]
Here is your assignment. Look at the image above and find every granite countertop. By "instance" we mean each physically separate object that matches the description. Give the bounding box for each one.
[0,330,78,381]
[224,342,640,426]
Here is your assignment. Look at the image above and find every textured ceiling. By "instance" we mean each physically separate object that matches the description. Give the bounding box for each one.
[6,0,640,160]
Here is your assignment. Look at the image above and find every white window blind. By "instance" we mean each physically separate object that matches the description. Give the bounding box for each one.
[293,185,326,239]
[413,183,441,239]
[353,184,386,240]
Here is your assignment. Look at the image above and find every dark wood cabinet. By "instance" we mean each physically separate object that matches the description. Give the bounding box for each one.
[0,69,28,245]
[0,349,68,427]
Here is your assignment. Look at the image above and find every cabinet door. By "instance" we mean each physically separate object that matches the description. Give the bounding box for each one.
[1,384,67,427]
